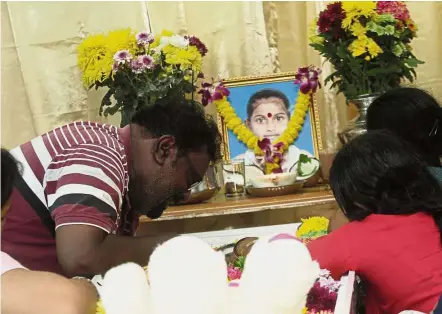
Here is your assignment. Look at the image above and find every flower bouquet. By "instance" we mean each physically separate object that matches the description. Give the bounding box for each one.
[77,29,208,126]
[309,1,423,100]
[224,217,342,313]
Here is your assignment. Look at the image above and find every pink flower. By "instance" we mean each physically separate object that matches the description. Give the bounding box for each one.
[136,31,155,45]
[227,266,242,281]
[113,50,133,65]
[376,1,410,21]
[294,65,322,94]
[130,55,155,74]
[139,55,155,69]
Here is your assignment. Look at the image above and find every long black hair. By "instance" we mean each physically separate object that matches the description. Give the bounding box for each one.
[367,87,442,167]
[330,130,442,240]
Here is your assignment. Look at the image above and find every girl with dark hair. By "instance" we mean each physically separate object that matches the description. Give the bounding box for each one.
[367,87,442,183]
[307,131,442,314]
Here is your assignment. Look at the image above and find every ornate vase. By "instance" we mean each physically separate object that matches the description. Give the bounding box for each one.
[338,94,379,145]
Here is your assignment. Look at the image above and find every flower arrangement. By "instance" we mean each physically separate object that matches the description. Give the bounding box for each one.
[309,1,423,100]
[77,29,208,126]
[204,66,321,174]
[96,217,334,314]
[225,217,338,313]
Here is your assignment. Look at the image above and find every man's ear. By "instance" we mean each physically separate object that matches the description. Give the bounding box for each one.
[153,136,177,165]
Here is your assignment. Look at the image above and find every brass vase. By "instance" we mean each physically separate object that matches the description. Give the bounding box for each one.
[338,94,379,145]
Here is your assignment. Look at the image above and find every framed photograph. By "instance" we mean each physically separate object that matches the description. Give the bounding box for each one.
[217,72,323,172]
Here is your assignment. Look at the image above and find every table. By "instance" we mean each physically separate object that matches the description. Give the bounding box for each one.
[137,186,344,236]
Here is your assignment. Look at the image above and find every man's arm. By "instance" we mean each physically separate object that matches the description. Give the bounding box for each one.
[1,269,97,314]
[56,225,176,277]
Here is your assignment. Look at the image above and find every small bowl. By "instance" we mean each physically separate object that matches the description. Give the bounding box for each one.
[247,181,304,197]
[249,172,298,189]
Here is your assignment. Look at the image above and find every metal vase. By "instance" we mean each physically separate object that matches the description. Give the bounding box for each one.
[338,94,379,145]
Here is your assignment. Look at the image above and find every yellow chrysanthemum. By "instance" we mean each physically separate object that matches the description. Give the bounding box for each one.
[106,28,139,56]
[350,22,367,37]
[296,216,330,239]
[302,307,308,314]
[366,37,383,57]
[348,36,369,57]
[164,45,203,73]
[77,33,112,87]
[342,1,376,29]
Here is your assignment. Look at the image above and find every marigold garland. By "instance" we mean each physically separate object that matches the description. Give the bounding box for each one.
[210,66,321,174]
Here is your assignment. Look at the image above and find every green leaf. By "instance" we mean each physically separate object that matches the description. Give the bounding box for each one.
[103,103,120,117]
[299,153,312,164]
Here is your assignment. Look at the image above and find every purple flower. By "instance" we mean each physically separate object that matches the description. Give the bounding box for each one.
[130,55,155,74]
[294,65,322,94]
[139,55,154,69]
[257,139,285,173]
[136,31,154,46]
[197,81,230,106]
[113,50,133,65]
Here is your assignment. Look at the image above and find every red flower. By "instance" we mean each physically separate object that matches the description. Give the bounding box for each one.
[186,35,208,56]
[317,2,345,39]
[306,281,338,312]
[227,266,242,281]
[376,1,410,22]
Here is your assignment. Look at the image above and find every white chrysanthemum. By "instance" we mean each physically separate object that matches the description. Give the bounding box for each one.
[168,35,189,48]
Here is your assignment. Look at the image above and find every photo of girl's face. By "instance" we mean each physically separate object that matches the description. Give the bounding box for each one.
[247,98,289,141]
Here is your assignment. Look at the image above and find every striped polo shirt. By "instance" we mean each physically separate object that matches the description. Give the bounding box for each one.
[1,122,137,275]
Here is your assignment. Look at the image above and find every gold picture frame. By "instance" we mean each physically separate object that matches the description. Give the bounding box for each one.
[216,71,323,161]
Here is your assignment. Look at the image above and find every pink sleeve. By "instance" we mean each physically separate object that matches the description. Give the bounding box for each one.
[1,251,26,275]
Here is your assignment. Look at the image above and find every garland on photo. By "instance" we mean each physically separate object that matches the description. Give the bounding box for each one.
[200,66,321,174]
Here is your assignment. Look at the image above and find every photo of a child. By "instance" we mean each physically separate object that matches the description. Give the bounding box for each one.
[233,88,313,174]
[229,82,313,176]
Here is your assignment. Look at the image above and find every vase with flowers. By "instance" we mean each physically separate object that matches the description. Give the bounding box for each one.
[309,1,424,143]
[77,28,208,127]
[77,29,220,205]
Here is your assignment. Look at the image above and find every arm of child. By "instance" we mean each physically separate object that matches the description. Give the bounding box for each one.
[306,227,354,280]
[1,268,98,314]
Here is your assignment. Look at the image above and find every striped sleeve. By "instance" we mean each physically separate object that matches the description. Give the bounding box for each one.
[44,143,125,233]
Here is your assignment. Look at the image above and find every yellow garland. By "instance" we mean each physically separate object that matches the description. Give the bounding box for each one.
[214,90,312,174]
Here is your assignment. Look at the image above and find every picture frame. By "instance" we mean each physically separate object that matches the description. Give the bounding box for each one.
[216,72,323,162]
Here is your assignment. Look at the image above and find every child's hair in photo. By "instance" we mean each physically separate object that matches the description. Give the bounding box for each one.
[246,89,291,119]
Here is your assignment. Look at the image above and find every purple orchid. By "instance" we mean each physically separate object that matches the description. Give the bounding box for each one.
[258,138,285,173]
[294,65,322,94]
[198,80,230,106]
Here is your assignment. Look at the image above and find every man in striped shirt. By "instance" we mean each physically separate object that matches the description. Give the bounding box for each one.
[2,100,221,277]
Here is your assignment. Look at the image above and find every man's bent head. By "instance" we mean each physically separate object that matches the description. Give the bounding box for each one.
[128,99,222,218]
